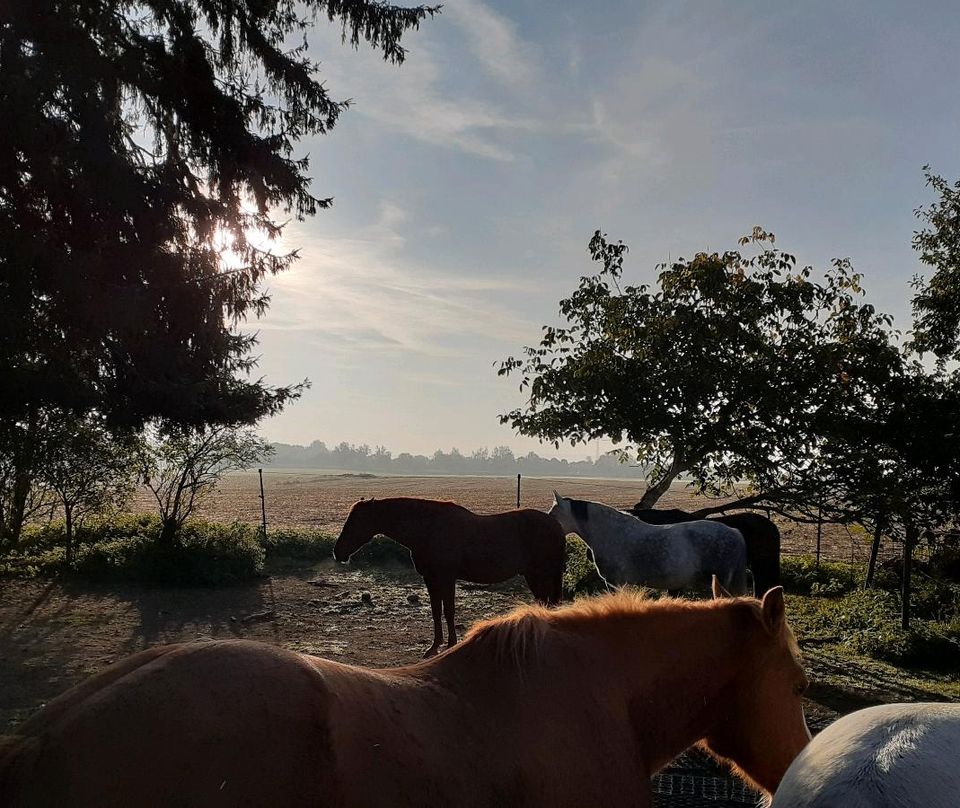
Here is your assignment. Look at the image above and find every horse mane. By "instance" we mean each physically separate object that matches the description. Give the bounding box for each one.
[458,590,755,671]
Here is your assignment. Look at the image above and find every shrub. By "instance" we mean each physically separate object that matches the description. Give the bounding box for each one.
[0,517,264,585]
[781,555,860,596]
[563,535,607,598]
[261,528,335,563]
[817,588,960,670]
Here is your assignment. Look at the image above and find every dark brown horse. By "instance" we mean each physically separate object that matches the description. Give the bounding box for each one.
[632,507,781,594]
[333,497,566,656]
[0,587,810,807]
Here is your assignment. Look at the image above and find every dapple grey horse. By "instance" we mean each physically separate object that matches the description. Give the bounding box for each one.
[772,703,960,808]
[549,493,749,595]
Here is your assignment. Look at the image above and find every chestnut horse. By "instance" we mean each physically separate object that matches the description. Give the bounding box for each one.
[631,508,782,595]
[333,497,566,656]
[0,586,810,807]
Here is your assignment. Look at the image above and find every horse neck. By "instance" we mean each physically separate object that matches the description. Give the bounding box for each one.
[588,604,749,770]
[364,499,428,551]
[425,601,751,775]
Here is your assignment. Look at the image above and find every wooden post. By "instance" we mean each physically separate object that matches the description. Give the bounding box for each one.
[815,499,823,568]
[865,514,883,589]
[901,524,916,630]
[516,473,521,509]
[258,468,268,539]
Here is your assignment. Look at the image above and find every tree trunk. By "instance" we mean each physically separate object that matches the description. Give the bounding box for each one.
[64,506,74,568]
[901,524,916,630]
[865,515,883,589]
[636,461,685,509]
[159,518,179,546]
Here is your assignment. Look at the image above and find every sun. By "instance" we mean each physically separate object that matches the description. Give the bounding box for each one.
[212,220,284,270]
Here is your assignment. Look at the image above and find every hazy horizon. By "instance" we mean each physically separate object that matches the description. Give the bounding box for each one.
[251,1,960,459]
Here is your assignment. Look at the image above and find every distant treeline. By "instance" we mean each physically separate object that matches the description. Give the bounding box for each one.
[266,441,650,478]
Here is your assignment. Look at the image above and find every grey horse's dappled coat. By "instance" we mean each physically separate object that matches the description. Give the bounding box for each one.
[549,494,749,594]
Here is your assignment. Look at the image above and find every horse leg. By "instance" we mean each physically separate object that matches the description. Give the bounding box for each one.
[423,579,444,658]
[441,579,458,648]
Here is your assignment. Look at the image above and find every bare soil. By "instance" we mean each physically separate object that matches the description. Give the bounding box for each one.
[1,474,923,807]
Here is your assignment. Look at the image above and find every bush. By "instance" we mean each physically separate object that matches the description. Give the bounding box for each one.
[563,535,607,598]
[815,588,960,670]
[782,555,860,596]
[0,516,264,585]
[261,528,335,563]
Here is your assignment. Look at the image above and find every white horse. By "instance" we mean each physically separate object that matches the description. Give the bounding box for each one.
[771,703,960,808]
[548,493,749,594]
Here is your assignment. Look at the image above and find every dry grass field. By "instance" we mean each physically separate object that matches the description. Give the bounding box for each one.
[143,470,882,563]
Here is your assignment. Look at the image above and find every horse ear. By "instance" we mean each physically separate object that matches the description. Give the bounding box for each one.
[711,575,733,600]
[760,586,786,635]
[553,490,562,504]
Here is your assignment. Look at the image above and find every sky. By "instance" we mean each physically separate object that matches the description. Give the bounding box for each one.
[252,0,960,459]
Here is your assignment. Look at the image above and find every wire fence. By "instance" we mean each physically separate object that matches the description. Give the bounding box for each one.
[201,469,905,567]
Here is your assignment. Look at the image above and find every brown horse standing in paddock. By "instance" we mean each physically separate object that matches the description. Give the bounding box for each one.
[0,586,810,807]
[333,497,566,656]
[632,507,782,594]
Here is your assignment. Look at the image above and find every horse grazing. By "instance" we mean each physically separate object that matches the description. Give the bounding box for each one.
[772,703,960,808]
[550,493,749,594]
[0,586,810,807]
[333,497,565,656]
[632,507,782,594]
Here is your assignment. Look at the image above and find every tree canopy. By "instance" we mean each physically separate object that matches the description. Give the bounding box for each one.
[0,0,434,428]
[911,167,960,362]
[500,228,900,508]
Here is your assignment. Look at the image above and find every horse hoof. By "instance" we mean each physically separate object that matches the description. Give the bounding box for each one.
[423,647,440,659]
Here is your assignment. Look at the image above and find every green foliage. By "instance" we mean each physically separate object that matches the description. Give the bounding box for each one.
[500,228,901,509]
[781,555,861,597]
[822,589,960,671]
[563,534,607,598]
[261,527,335,563]
[783,555,960,671]
[1,0,434,428]
[138,425,273,544]
[0,515,263,585]
[911,168,960,362]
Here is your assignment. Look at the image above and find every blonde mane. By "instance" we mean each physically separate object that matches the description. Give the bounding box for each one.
[457,590,759,670]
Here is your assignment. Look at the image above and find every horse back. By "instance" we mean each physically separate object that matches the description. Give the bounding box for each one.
[773,703,960,808]
[1,640,341,807]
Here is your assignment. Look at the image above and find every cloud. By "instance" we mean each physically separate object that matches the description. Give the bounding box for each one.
[442,0,539,91]
[309,7,542,161]
[259,208,538,357]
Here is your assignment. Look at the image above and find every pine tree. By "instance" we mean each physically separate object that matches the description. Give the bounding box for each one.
[0,0,434,427]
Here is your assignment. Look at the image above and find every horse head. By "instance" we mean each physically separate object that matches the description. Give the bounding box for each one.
[547,492,586,537]
[333,499,378,562]
[701,582,811,796]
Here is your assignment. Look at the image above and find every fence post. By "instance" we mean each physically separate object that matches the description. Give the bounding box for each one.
[815,499,823,568]
[516,473,521,509]
[258,468,268,539]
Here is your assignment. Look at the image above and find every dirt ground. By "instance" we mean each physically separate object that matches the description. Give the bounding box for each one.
[1,558,951,806]
[0,474,917,806]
